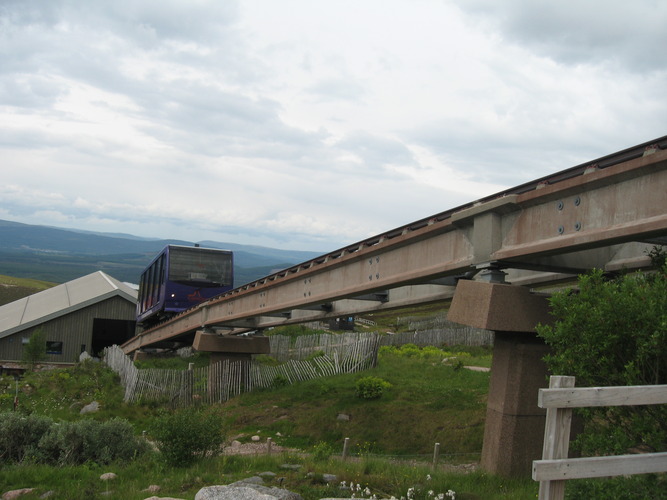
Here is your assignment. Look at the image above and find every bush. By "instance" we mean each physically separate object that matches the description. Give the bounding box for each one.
[0,412,53,463]
[537,266,667,456]
[0,413,146,465]
[149,408,224,466]
[312,441,333,462]
[38,418,147,465]
[567,475,667,500]
[271,374,290,388]
[22,327,47,368]
[355,376,391,400]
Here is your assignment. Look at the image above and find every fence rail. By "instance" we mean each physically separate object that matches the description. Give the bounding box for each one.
[533,375,667,500]
[104,333,381,406]
[105,325,491,407]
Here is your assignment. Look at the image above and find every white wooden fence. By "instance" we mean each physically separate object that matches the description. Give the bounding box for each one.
[379,328,493,347]
[104,333,380,406]
[269,328,493,362]
[533,375,667,500]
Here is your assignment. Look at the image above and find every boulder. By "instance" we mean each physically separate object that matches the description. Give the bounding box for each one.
[2,489,35,500]
[195,480,303,500]
[81,401,100,414]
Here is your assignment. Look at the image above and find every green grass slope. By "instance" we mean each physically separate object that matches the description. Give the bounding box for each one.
[0,274,56,306]
[0,348,544,499]
[220,346,489,458]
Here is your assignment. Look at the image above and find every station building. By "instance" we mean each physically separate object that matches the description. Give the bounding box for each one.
[0,271,137,368]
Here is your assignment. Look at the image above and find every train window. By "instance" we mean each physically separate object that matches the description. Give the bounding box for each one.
[138,271,147,311]
[169,247,232,286]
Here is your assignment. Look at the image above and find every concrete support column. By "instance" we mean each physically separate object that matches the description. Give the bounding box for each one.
[481,331,550,476]
[447,279,554,477]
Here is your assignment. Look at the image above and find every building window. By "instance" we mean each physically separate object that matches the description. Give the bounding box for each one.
[46,341,63,355]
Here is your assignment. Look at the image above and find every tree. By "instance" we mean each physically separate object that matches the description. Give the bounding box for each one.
[22,328,47,368]
[536,263,667,456]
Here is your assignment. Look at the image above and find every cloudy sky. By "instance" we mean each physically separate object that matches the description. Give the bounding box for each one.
[1,0,665,252]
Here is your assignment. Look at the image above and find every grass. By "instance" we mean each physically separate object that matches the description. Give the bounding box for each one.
[0,451,538,500]
[0,274,56,306]
[213,345,490,457]
[0,341,541,499]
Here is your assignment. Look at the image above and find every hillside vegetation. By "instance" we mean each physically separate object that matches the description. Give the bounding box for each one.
[0,219,322,285]
[0,274,56,306]
[0,342,544,499]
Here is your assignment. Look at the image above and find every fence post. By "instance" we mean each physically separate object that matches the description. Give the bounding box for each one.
[267,437,272,455]
[538,375,575,500]
[432,442,441,469]
[342,437,350,460]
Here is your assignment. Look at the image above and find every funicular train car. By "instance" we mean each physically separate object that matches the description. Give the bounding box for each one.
[136,245,233,326]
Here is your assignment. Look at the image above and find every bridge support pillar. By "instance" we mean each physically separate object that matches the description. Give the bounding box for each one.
[448,279,554,477]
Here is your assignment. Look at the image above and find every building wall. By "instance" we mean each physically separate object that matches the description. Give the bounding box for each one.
[0,296,136,363]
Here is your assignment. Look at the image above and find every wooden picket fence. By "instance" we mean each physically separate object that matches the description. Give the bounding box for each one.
[533,375,667,500]
[379,328,493,348]
[103,322,491,407]
[104,333,380,406]
[269,327,493,362]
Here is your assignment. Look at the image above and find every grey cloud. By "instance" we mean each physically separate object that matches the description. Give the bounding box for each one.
[306,78,366,103]
[1,0,239,44]
[336,131,416,172]
[457,0,667,72]
[0,75,65,109]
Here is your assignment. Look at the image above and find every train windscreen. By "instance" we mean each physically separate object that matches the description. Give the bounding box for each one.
[168,247,233,286]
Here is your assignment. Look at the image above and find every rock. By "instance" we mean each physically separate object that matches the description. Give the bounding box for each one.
[233,477,264,486]
[279,464,301,470]
[251,435,261,442]
[144,497,185,500]
[79,351,92,362]
[336,413,350,421]
[81,401,100,414]
[195,484,303,500]
[39,492,54,499]
[258,472,276,478]
[307,473,337,483]
[142,485,161,493]
[100,472,117,481]
[231,440,242,448]
[2,489,35,500]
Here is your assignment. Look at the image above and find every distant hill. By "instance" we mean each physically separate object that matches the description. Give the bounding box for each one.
[0,219,324,286]
[0,274,56,306]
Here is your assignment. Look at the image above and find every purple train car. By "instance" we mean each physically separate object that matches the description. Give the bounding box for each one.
[136,245,234,326]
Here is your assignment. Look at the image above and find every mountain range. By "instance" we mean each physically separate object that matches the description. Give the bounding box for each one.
[0,219,323,286]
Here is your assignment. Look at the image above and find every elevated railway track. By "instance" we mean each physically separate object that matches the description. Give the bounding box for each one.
[123,135,667,353]
[121,134,667,478]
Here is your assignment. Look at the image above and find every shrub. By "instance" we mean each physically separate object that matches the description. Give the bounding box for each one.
[0,413,145,466]
[149,408,224,466]
[312,441,333,462]
[271,374,290,388]
[38,417,147,465]
[537,266,667,456]
[355,376,391,400]
[22,327,47,368]
[0,412,53,463]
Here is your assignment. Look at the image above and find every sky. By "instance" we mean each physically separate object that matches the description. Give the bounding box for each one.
[1,0,666,252]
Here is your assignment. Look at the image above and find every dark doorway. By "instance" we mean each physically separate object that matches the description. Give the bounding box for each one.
[91,319,136,356]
